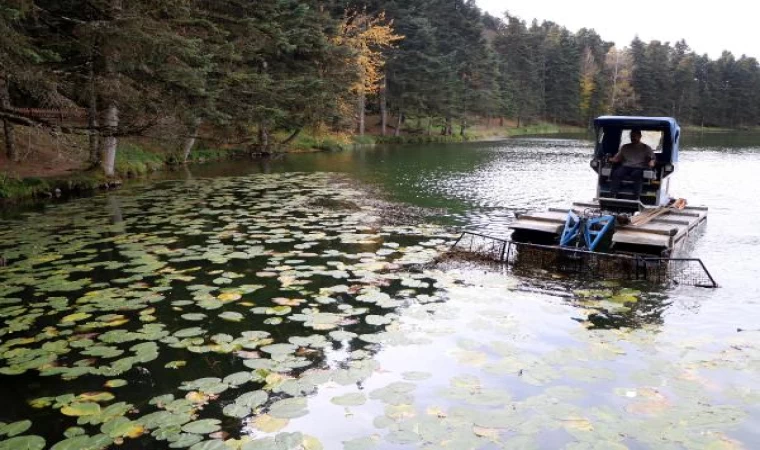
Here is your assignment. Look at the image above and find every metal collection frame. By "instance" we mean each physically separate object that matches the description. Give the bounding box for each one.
[450,231,718,288]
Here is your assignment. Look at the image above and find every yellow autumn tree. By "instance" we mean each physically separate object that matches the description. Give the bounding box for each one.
[580,47,597,123]
[334,11,403,135]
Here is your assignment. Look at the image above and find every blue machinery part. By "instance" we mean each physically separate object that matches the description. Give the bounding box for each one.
[560,211,615,252]
[583,215,615,252]
[560,211,581,247]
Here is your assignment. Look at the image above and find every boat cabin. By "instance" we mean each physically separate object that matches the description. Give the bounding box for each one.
[591,116,680,211]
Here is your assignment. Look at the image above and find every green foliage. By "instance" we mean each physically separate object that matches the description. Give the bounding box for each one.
[114,143,165,178]
[0,175,48,199]
[288,133,350,152]
[0,173,102,201]
[375,134,469,145]
[351,135,377,146]
[504,123,584,137]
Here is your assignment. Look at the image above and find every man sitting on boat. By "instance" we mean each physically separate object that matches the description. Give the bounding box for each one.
[608,128,655,199]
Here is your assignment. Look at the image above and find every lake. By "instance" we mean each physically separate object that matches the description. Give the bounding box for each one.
[0,133,758,449]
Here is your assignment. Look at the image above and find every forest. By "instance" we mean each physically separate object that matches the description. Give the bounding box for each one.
[2,0,760,175]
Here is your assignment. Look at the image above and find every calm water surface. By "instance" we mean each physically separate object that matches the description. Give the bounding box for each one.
[0,134,758,449]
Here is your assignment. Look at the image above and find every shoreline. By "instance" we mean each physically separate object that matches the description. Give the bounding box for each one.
[0,124,579,205]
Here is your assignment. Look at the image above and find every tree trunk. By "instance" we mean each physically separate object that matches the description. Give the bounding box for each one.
[0,74,16,162]
[610,50,620,113]
[101,103,119,176]
[258,125,269,154]
[445,116,453,136]
[87,61,100,166]
[280,128,302,146]
[394,111,402,137]
[460,118,467,136]
[182,117,202,163]
[357,88,366,136]
[427,117,432,136]
[380,77,388,136]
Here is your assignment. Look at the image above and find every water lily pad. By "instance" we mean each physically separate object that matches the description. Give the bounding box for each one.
[63,428,85,439]
[223,372,253,386]
[61,312,92,324]
[181,419,221,434]
[268,397,308,419]
[61,402,101,417]
[174,328,206,338]
[101,417,145,438]
[49,434,112,450]
[235,391,268,409]
[77,392,115,403]
[402,372,431,381]
[218,293,241,302]
[261,343,297,356]
[165,361,187,369]
[366,315,393,326]
[189,440,227,450]
[222,403,250,418]
[0,435,45,450]
[104,379,128,388]
[168,434,203,448]
[181,314,207,321]
[219,312,244,322]
[251,415,289,433]
[331,393,367,407]
[0,420,31,437]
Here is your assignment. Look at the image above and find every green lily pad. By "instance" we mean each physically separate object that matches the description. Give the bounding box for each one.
[330,393,367,407]
[0,420,31,437]
[165,361,187,369]
[268,397,308,419]
[101,417,144,438]
[222,403,250,418]
[181,419,221,434]
[104,379,128,388]
[219,311,244,322]
[63,428,86,438]
[168,434,203,448]
[261,343,297,356]
[235,391,268,409]
[0,435,46,450]
[189,440,228,450]
[181,314,207,321]
[174,328,206,338]
[49,434,112,450]
[223,371,253,386]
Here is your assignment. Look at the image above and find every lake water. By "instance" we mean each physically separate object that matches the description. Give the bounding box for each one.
[0,134,758,449]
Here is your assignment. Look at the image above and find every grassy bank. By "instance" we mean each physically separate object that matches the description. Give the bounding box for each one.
[682,125,760,133]
[0,172,110,200]
[503,122,586,137]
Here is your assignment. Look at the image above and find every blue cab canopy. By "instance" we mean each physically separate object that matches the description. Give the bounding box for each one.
[594,116,680,163]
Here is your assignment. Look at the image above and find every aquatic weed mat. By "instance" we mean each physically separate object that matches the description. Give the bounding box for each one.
[0,173,756,449]
[0,173,457,449]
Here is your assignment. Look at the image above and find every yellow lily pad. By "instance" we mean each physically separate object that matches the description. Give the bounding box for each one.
[61,402,101,417]
[77,392,115,403]
[218,292,242,302]
[61,312,92,323]
[252,414,289,433]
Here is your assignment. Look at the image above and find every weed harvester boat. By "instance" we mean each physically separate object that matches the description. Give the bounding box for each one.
[451,116,717,287]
